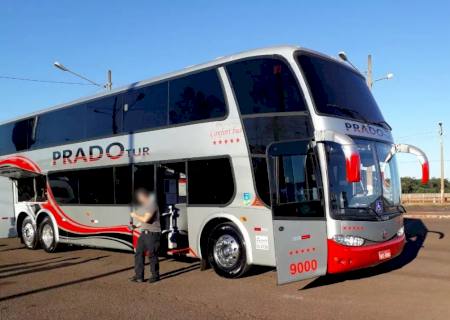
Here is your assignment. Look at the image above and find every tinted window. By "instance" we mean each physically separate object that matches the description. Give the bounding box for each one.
[252,157,270,205]
[188,158,234,205]
[277,154,320,204]
[376,143,401,207]
[48,172,79,204]
[13,118,36,151]
[17,178,35,202]
[0,118,36,155]
[243,116,312,154]
[0,123,15,155]
[169,70,226,125]
[86,95,122,138]
[35,176,47,202]
[134,164,155,195]
[243,116,313,206]
[35,105,86,148]
[114,166,132,204]
[78,168,114,204]
[226,58,306,115]
[123,83,168,132]
[297,54,385,124]
[269,148,323,218]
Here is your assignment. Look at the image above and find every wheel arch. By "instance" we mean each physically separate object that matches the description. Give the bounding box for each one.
[16,211,33,239]
[197,213,253,265]
[36,210,60,243]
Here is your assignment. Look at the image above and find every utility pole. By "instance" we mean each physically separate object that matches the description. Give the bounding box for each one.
[439,122,445,203]
[367,54,373,90]
[106,70,112,91]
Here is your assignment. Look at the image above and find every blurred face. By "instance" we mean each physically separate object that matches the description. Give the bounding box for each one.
[136,192,149,205]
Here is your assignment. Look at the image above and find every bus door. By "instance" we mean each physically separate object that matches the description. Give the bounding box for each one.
[156,162,188,251]
[0,177,15,238]
[267,140,328,284]
[0,165,46,238]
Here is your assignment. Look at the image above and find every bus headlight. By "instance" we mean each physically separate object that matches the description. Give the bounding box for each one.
[332,234,365,246]
[397,226,404,237]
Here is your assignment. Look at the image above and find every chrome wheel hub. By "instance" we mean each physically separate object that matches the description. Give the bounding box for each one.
[213,234,240,268]
[41,224,54,248]
[22,223,35,246]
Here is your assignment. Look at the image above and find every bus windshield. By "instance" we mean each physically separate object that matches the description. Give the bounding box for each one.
[326,139,401,220]
[297,53,387,127]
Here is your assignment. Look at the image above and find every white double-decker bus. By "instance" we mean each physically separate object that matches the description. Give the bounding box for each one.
[0,46,428,284]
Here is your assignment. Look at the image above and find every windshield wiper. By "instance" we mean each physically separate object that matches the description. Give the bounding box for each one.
[336,206,382,221]
[371,120,392,130]
[327,104,368,122]
[326,104,392,130]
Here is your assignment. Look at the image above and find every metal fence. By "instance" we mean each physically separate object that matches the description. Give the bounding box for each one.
[402,193,450,204]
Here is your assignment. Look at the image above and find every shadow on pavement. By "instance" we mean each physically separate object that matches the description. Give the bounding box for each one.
[0,256,65,269]
[0,257,80,274]
[242,265,275,278]
[0,264,135,302]
[301,218,443,290]
[0,258,200,302]
[0,255,108,280]
[159,263,200,281]
[0,246,26,252]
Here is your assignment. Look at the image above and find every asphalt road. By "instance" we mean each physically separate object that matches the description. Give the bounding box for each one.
[1,217,449,320]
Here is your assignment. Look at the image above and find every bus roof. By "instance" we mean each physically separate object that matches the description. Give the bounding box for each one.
[0,45,349,126]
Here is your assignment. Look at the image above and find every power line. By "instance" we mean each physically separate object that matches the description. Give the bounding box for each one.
[398,160,450,163]
[395,131,436,140]
[0,75,95,86]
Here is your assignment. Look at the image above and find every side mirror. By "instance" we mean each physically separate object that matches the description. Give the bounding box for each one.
[386,144,429,185]
[315,130,361,183]
[343,147,361,183]
[421,161,430,185]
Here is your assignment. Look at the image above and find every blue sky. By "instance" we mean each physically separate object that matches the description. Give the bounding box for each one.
[1,0,449,178]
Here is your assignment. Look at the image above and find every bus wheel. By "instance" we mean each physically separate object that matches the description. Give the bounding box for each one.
[21,216,38,249]
[207,222,249,278]
[39,217,58,253]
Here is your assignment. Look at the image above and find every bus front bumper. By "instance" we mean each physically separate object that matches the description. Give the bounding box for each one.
[327,234,405,274]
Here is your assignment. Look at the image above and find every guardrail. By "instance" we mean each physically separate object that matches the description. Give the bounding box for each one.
[402,193,450,204]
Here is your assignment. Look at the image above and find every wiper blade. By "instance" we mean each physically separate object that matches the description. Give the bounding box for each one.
[338,206,383,221]
[326,104,369,123]
[326,104,391,130]
[369,120,392,131]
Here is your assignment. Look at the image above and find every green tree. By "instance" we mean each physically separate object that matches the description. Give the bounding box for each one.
[401,177,450,193]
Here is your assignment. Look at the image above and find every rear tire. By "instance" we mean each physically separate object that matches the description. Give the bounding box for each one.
[21,216,38,249]
[39,217,58,253]
[207,222,249,278]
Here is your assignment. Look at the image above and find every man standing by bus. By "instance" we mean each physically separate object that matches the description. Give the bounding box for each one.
[129,189,161,283]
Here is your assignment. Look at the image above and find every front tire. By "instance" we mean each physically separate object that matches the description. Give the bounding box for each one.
[39,217,58,253]
[21,216,38,249]
[207,222,249,278]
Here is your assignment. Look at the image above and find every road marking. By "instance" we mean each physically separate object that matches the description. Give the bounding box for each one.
[405,214,450,219]
[282,294,304,301]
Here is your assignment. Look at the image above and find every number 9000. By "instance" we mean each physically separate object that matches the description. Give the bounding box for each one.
[289,259,318,275]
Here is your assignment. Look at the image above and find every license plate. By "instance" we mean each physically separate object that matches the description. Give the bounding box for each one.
[378,249,391,260]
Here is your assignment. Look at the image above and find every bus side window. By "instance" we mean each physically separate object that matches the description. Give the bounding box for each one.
[187,158,234,205]
[133,164,155,202]
[17,178,34,202]
[35,176,47,202]
[78,168,114,205]
[48,172,79,204]
[114,166,133,205]
[123,83,168,133]
[169,69,226,125]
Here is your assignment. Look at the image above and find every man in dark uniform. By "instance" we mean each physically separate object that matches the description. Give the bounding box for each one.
[129,188,161,283]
